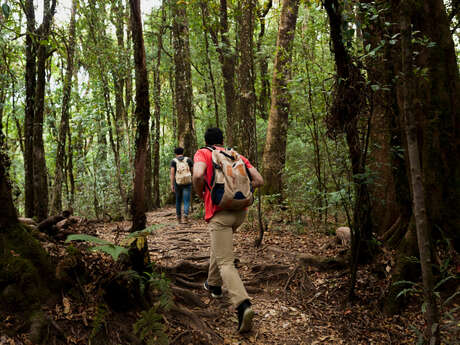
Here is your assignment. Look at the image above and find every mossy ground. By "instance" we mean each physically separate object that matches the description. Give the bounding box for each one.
[0,223,55,313]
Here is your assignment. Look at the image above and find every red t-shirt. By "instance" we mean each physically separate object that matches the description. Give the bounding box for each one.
[194,146,254,221]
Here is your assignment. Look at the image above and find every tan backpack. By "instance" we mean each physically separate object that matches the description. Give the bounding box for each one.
[205,146,254,210]
[174,157,192,185]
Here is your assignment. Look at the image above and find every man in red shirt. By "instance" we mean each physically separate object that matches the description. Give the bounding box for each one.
[193,127,264,333]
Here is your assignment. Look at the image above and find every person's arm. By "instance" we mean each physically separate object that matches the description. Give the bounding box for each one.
[170,166,175,193]
[188,158,194,174]
[248,167,264,188]
[193,162,207,199]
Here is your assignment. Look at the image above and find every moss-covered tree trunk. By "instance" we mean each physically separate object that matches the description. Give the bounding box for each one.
[0,138,17,228]
[262,0,299,196]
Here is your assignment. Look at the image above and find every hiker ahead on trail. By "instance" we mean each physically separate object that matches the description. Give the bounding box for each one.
[170,147,193,225]
[193,127,264,333]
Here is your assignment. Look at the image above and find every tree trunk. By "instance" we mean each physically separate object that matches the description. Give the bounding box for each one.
[32,0,56,221]
[236,0,256,162]
[144,131,153,211]
[171,0,197,156]
[256,0,272,121]
[153,1,166,209]
[262,0,299,195]
[51,0,77,215]
[400,2,440,341]
[199,2,219,127]
[323,0,375,299]
[201,0,237,145]
[129,0,151,233]
[23,0,36,218]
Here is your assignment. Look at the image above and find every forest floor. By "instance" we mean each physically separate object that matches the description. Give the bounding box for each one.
[3,206,458,344]
[95,206,424,345]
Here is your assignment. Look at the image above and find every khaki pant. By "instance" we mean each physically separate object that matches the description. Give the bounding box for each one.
[207,209,250,308]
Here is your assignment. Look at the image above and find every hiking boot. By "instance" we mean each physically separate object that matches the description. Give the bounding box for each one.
[237,299,254,333]
[203,281,223,298]
[183,215,189,224]
[177,216,182,224]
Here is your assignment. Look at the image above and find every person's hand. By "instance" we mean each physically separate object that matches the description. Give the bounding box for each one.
[171,185,175,193]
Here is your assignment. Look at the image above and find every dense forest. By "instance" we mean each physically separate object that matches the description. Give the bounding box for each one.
[0,0,459,344]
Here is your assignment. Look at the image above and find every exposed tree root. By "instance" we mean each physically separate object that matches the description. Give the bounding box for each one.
[299,254,348,270]
[168,304,219,344]
[170,285,207,308]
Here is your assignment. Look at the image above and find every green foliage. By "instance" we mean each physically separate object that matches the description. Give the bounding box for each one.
[124,269,172,345]
[66,234,128,260]
[90,303,109,341]
[1,3,10,18]
[133,306,169,345]
[394,265,460,338]
[144,270,173,311]
[65,224,163,261]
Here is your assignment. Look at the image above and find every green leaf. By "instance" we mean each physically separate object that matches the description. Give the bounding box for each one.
[2,3,10,19]
[91,245,128,261]
[66,234,112,245]
[371,84,380,92]
[392,280,417,287]
[396,288,415,299]
[434,275,456,291]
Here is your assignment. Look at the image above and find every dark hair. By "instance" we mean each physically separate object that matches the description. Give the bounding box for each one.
[174,147,184,155]
[204,127,224,145]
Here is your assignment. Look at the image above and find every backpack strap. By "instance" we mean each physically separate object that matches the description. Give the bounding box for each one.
[201,146,215,152]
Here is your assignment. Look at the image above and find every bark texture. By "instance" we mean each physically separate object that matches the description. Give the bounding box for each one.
[262,0,300,195]
[23,0,36,218]
[33,0,56,221]
[172,0,197,157]
[400,1,440,340]
[129,0,151,232]
[152,2,166,209]
[236,0,257,162]
[256,0,273,121]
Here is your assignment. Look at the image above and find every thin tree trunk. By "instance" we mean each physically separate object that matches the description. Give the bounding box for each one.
[86,1,128,217]
[51,0,77,215]
[145,131,153,211]
[323,0,374,299]
[23,0,36,218]
[262,0,299,196]
[199,3,219,127]
[33,0,56,221]
[256,0,272,121]
[129,0,151,233]
[219,0,237,146]
[153,1,166,209]
[201,0,237,144]
[236,0,256,162]
[171,0,196,156]
[400,2,440,342]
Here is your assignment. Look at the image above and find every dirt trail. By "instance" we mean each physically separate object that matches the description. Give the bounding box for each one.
[97,206,419,344]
